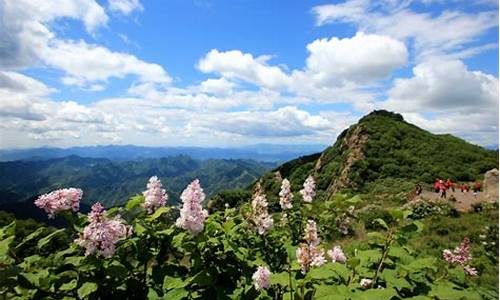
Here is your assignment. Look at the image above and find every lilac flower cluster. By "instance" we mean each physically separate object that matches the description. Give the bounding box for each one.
[34,188,83,219]
[336,206,356,235]
[279,178,293,210]
[442,237,478,276]
[296,220,326,274]
[175,179,209,235]
[250,186,274,235]
[75,203,131,258]
[360,278,373,289]
[327,245,346,264]
[142,176,168,214]
[252,266,271,290]
[299,175,316,203]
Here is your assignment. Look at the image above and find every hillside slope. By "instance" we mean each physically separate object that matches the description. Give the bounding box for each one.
[257,110,498,207]
[0,155,273,207]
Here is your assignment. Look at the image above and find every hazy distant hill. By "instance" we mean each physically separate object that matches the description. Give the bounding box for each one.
[0,155,274,208]
[0,144,327,162]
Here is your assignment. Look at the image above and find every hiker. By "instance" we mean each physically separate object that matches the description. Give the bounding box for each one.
[464,183,470,192]
[433,179,441,193]
[473,181,481,193]
[415,183,422,196]
[439,180,447,198]
[460,183,465,192]
[445,178,454,191]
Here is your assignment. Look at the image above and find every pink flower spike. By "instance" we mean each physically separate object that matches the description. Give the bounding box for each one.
[279,178,293,210]
[175,179,209,235]
[464,265,478,276]
[252,266,271,291]
[300,175,315,203]
[250,187,273,235]
[328,246,346,264]
[34,188,83,218]
[142,176,168,214]
[75,202,131,258]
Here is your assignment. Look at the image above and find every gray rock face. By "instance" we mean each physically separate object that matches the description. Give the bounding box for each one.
[483,168,499,201]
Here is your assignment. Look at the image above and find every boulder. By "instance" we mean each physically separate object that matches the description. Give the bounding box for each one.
[483,168,499,202]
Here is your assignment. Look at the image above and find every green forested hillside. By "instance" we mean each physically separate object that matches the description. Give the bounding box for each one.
[254,110,498,208]
[0,155,273,207]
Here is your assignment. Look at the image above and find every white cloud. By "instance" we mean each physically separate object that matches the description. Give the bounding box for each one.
[403,112,498,146]
[379,59,499,146]
[42,40,171,87]
[384,59,498,112]
[312,0,498,59]
[0,0,108,69]
[299,32,407,85]
[192,106,333,138]
[199,78,236,95]
[198,49,291,89]
[0,0,168,91]
[108,0,143,15]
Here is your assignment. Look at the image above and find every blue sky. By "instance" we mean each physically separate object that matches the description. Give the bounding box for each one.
[0,0,498,148]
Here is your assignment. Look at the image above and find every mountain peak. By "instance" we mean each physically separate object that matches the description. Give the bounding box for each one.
[256,111,498,208]
[359,110,405,123]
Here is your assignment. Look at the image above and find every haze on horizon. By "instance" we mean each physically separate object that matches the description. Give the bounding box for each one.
[0,0,498,150]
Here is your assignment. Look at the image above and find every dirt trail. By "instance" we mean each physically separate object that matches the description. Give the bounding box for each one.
[416,190,489,212]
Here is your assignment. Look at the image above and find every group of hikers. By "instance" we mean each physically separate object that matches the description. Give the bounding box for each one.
[414,179,482,199]
[432,178,482,199]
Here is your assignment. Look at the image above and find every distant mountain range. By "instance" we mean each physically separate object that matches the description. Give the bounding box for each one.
[0,155,275,210]
[0,144,327,162]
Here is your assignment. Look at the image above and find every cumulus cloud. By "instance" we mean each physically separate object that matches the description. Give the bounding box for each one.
[384,59,498,112]
[108,0,143,15]
[299,32,407,85]
[0,0,169,91]
[198,49,291,89]
[0,0,108,69]
[312,0,498,59]
[192,106,333,138]
[403,112,498,146]
[199,78,236,95]
[42,40,171,87]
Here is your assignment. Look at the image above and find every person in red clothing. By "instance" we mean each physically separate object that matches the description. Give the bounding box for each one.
[473,182,481,193]
[445,179,452,190]
[439,179,447,198]
[464,183,470,192]
[460,183,465,192]
[434,179,441,193]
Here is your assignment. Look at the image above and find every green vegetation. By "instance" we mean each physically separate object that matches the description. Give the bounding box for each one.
[0,110,497,299]
[256,110,498,203]
[0,185,496,299]
[0,155,272,207]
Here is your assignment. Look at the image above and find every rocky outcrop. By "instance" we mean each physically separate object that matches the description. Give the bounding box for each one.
[483,168,498,202]
[325,124,369,194]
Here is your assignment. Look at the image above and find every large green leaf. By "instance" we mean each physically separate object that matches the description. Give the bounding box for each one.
[270,271,290,286]
[164,288,189,300]
[0,236,15,264]
[15,227,47,249]
[0,222,16,239]
[147,207,171,221]
[59,279,77,291]
[78,282,98,299]
[306,264,341,281]
[126,195,144,210]
[164,276,188,290]
[351,287,398,300]
[37,228,66,249]
[315,285,350,299]
[429,283,482,300]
